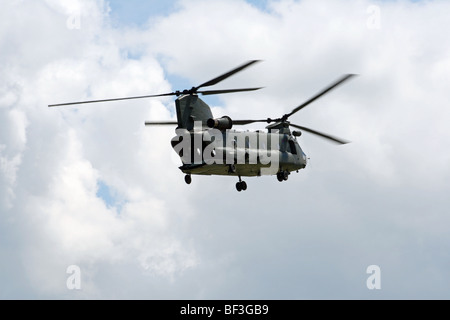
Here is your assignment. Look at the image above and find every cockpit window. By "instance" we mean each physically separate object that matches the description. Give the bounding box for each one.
[289,140,297,155]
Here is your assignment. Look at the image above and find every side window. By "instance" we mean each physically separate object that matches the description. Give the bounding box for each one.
[289,140,297,155]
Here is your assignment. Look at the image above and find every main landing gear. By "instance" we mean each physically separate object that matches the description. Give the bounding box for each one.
[184,174,192,185]
[277,170,289,182]
[236,176,247,192]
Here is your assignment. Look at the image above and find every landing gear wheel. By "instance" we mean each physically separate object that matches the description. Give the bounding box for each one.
[277,172,284,182]
[236,176,247,192]
[277,171,289,182]
[184,174,192,185]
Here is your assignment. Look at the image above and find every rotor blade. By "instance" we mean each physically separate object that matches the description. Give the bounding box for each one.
[233,119,268,125]
[48,92,177,107]
[195,60,261,90]
[144,121,178,126]
[199,87,264,96]
[290,123,349,144]
[285,74,357,118]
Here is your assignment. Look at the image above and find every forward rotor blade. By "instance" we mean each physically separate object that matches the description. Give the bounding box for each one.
[285,74,357,118]
[144,121,178,126]
[199,87,264,96]
[195,60,261,90]
[290,123,349,144]
[48,92,176,107]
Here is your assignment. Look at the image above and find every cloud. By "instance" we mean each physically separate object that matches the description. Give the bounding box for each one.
[0,0,195,298]
[1,0,450,299]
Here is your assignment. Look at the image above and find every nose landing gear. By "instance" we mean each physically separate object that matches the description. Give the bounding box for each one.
[236,176,247,192]
[277,170,289,182]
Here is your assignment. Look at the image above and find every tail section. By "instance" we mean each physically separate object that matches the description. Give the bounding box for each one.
[175,95,213,130]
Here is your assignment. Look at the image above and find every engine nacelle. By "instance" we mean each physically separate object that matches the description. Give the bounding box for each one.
[207,116,233,130]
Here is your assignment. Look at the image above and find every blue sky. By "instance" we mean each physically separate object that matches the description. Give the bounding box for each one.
[107,0,421,26]
[108,0,178,26]
[108,0,270,26]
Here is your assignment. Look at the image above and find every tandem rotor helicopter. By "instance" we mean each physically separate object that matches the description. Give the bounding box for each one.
[49,60,356,192]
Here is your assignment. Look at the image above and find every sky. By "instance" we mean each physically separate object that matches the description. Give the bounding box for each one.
[1,0,450,300]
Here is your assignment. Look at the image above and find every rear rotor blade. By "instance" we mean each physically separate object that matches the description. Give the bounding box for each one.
[233,119,268,125]
[199,87,263,96]
[144,121,178,126]
[285,74,357,118]
[195,60,261,90]
[48,92,177,107]
[290,123,349,144]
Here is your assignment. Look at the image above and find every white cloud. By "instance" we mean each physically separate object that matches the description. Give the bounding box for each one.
[1,0,450,299]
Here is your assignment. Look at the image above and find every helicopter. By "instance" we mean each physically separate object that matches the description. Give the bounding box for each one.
[49,60,356,192]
